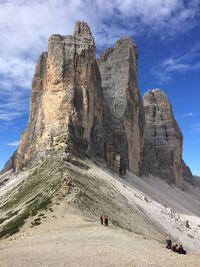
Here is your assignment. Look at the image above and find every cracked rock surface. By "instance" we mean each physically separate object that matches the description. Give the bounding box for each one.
[98,37,144,175]
[142,89,184,186]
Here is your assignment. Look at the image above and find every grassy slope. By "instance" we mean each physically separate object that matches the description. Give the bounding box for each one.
[0,155,166,241]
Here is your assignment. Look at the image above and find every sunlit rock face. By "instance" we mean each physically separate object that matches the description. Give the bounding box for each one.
[14,21,105,171]
[142,89,184,186]
[7,23,144,175]
[98,37,144,175]
[1,22,194,187]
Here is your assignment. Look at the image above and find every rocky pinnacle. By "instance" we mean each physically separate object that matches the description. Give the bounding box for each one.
[142,89,183,186]
[1,22,194,187]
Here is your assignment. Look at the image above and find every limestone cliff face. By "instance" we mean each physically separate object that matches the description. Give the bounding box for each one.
[142,89,183,186]
[15,21,104,171]
[10,26,144,175]
[98,37,144,175]
[1,22,194,186]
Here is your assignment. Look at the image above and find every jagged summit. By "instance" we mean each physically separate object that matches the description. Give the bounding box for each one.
[115,36,138,56]
[74,21,92,37]
[115,35,137,46]
[1,21,194,187]
[99,36,137,61]
[143,89,169,105]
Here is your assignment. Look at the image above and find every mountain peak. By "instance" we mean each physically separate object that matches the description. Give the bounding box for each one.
[74,21,92,37]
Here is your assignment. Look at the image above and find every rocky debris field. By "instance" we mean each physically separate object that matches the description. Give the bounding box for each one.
[0,155,200,266]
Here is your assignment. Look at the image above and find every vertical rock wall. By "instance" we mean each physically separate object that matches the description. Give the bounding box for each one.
[15,21,104,171]
[182,161,194,184]
[142,89,183,186]
[98,37,144,175]
[1,21,194,187]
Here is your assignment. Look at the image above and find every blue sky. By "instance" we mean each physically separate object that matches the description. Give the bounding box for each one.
[0,0,200,175]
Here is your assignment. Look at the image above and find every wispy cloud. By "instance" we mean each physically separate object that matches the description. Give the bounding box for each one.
[0,112,23,121]
[180,112,196,117]
[0,0,200,124]
[0,86,30,123]
[152,42,200,82]
[5,141,19,147]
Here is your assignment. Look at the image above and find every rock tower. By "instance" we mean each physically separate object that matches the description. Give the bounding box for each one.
[15,21,105,171]
[98,37,144,174]
[1,22,194,187]
[142,89,183,186]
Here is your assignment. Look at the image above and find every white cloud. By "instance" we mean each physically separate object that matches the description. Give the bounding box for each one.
[180,112,196,117]
[5,141,19,147]
[0,112,23,121]
[0,0,200,123]
[152,42,200,82]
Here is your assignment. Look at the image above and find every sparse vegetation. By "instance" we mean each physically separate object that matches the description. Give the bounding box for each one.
[0,210,19,225]
[0,177,44,211]
[0,196,52,238]
[0,156,121,239]
[0,210,30,237]
[31,217,41,226]
[70,159,90,170]
[0,159,56,212]
[0,178,9,187]
[0,217,7,225]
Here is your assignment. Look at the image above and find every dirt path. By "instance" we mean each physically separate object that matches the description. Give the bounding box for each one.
[0,207,200,267]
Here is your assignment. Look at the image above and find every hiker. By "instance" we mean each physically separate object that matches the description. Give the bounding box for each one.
[166,239,172,249]
[171,242,178,252]
[176,244,187,255]
[100,215,104,225]
[104,216,108,226]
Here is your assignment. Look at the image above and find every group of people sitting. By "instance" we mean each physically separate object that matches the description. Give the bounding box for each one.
[100,215,108,226]
[166,239,187,255]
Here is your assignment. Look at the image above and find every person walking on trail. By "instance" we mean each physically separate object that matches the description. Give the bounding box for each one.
[166,239,172,249]
[104,216,108,226]
[176,244,187,255]
[171,242,178,252]
[100,215,104,225]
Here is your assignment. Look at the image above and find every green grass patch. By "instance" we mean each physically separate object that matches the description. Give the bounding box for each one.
[25,193,43,205]
[0,217,7,225]
[1,179,43,211]
[31,217,41,226]
[0,159,56,212]
[0,210,20,225]
[0,157,74,238]
[0,196,52,238]
[0,210,30,238]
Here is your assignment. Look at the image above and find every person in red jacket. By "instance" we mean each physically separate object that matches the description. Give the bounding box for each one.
[100,215,104,225]
[104,216,108,226]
